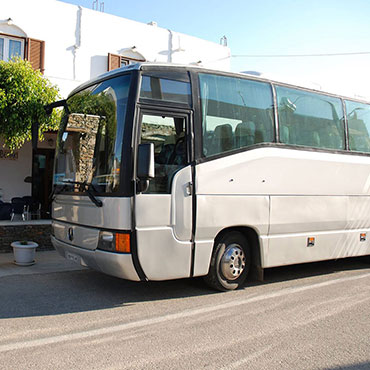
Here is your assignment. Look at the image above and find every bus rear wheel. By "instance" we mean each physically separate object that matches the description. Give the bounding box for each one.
[204,231,251,291]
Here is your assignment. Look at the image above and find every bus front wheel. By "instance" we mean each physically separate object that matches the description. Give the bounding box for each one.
[204,231,251,291]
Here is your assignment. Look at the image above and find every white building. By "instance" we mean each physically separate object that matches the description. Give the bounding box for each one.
[0,0,230,217]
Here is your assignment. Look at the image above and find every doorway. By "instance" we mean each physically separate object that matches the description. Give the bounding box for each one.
[32,148,55,219]
[134,109,194,280]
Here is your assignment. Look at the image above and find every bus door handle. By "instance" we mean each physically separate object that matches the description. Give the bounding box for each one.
[185,182,193,196]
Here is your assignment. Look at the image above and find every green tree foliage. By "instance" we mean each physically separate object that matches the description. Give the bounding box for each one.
[0,57,60,150]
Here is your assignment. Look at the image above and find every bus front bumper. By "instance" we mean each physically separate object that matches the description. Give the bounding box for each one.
[51,235,140,281]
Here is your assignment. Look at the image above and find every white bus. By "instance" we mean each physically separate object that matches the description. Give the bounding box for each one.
[51,63,370,290]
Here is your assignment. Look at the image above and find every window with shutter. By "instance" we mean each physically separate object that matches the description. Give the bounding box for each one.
[26,38,45,74]
[0,34,25,62]
[108,53,121,71]
[107,53,145,71]
[0,30,45,73]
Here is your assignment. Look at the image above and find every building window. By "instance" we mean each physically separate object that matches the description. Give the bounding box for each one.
[0,35,24,61]
[107,53,146,71]
[0,33,45,74]
[0,38,3,60]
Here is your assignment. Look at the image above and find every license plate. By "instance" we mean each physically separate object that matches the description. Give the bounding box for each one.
[65,251,80,264]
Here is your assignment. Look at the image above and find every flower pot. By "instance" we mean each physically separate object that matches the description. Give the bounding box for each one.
[11,241,38,266]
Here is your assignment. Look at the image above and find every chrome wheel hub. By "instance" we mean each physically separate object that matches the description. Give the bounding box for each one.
[220,244,246,280]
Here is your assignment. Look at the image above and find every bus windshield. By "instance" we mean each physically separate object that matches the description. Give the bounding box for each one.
[54,74,131,194]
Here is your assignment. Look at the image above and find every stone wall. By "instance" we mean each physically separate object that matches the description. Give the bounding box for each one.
[67,113,100,183]
[0,222,53,253]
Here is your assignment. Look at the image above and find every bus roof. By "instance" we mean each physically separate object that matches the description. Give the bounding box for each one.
[68,62,370,105]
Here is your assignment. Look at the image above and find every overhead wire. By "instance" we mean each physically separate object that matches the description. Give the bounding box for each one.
[232,51,370,58]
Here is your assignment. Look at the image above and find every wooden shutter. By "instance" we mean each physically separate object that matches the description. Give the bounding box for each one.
[26,38,45,74]
[108,53,121,71]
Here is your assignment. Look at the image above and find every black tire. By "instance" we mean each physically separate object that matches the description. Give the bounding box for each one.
[204,231,251,291]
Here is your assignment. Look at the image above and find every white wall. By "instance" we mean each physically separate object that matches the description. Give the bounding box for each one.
[0,140,32,202]
[1,0,231,98]
[0,0,230,204]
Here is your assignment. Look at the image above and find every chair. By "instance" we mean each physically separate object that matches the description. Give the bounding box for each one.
[22,196,41,220]
[10,197,28,221]
[213,124,233,154]
[348,118,370,152]
[0,203,12,220]
[235,121,255,148]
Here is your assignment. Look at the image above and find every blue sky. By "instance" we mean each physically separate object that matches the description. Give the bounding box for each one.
[60,0,370,99]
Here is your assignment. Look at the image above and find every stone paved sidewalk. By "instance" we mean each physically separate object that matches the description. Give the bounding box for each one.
[0,250,86,278]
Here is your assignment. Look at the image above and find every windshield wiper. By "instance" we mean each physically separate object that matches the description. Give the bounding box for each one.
[49,183,69,202]
[61,180,103,207]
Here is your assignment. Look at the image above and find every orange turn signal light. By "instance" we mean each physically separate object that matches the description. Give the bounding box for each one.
[307,237,315,247]
[115,233,131,253]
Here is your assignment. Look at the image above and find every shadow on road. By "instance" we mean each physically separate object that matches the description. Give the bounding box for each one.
[325,362,370,370]
[261,255,370,285]
[0,256,369,319]
[0,268,214,319]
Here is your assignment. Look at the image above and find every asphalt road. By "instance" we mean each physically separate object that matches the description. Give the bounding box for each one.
[0,257,369,370]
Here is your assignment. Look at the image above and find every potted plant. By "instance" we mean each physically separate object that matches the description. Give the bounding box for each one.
[11,240,39,266]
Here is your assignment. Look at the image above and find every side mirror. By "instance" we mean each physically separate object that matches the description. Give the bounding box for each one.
[137,143,154,192]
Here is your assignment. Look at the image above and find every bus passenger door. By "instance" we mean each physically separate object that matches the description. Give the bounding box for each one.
[134,110,193,280]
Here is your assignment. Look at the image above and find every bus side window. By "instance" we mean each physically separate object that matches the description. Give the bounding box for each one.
[277,86,345,150]
[346,100,370,153]
[199,73,274,157]
[140,114,187,193]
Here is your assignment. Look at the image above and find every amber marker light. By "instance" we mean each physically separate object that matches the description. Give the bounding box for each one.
[115,233,131,253]
[307,237,315,247]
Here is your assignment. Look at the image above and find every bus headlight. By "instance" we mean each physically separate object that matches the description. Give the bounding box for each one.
[97,231,131,253]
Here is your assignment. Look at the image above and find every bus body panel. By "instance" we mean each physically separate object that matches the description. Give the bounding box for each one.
[52,236,140,281]
[52,220,100,251]
[193,240,214,276]
[196,147,370,196]
[136,228,192,280]
[266,229,370,268]
[135,166,193,280]
[195,147,370,269]
[135,195,171,228]
[347,196,370,229]
[135,165,193,240]
[195,195,270,241]
[269,196,347,235]
[171,165,193,241]
[52,196,132,230]
[194,194,269,275]
[51,196,136,280]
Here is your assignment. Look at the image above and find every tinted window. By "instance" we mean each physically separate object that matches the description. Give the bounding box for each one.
[54,75,131,193]
[346,100,370,153]
[140,114,187,193]
[199,73,274,157]
[276,86,345,150]
[140,76,191,105]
